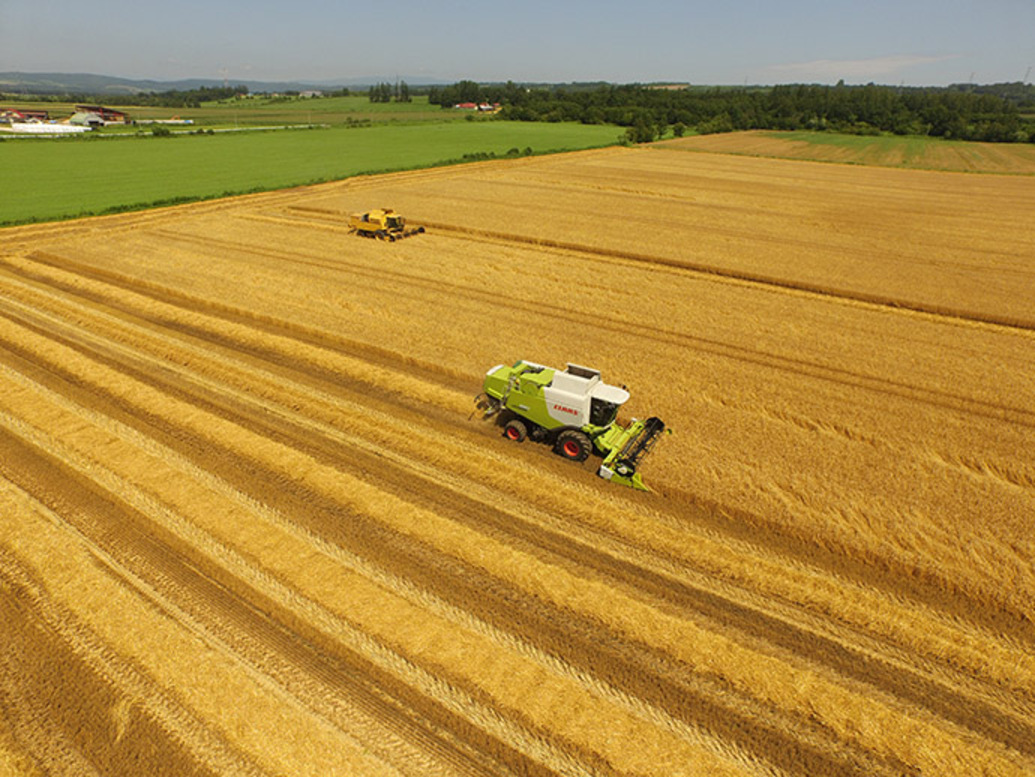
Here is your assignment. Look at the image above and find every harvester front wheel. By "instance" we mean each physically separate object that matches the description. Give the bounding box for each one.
[504,419,527,443]
[556,430,591,462]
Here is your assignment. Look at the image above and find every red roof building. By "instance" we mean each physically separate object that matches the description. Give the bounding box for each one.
[76,105,129,123]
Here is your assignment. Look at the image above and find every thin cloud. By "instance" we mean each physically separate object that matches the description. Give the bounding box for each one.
[766,54,960,81]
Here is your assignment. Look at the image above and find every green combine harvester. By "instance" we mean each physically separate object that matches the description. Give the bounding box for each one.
[474,360,669,491]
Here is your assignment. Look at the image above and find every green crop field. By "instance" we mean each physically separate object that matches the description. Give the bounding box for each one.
[0,121,620,225]
[148,95,460,127]
[0,95,463,130]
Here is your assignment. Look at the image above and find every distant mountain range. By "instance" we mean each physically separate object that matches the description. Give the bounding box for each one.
[0,72,453,96]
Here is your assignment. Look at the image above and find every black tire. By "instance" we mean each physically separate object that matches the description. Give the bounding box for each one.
[503,419,527,443]
[555,429,591,462]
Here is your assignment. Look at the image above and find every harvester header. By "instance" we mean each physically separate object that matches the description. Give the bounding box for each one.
[474,360,669,491]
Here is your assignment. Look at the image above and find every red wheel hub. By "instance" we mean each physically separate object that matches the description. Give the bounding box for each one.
[563,440,580,457]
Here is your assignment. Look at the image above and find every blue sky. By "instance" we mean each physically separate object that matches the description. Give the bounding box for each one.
[2,0,1032,86]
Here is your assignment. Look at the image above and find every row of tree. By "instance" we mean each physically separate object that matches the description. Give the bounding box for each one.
[429,81,1035,143]
[110,85,252,108]
[368,81,411,103]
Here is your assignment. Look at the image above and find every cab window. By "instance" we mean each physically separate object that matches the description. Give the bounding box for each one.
[590,399,618,426]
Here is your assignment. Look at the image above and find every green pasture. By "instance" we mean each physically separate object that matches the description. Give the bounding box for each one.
[0,121,619,225]
[184,95,455,126]
[0,95,462,131]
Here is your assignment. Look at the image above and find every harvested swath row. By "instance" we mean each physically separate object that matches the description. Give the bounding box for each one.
[0,469,504,777]
[4,244,1033,691]
[3,246,1033,666]
[0,304,773,775]
[22,246,472,399]
[15,230,1034,640]
[2,258,1035,773]
[0,428,544,777]
[3,150,1033,775]
[0,550,254,777]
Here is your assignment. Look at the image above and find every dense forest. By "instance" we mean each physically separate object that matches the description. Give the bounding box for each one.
[429,81,1035,143]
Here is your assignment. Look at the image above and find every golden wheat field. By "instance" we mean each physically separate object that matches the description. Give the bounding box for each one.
[656,131,1035,174]
[1,144,1033,776]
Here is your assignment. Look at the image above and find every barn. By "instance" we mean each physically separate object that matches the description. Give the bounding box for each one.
[75,105,129,123]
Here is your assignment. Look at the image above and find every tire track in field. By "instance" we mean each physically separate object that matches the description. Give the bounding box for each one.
[6,247,1035,648]
[0,546,263,777]
[0,287,925,776]
[6,247,1035,650]
[2,283,1031,773]
[16,249,472,397]
[0,336,775,777]
[0,425,560,777]
[136,225,1035,433]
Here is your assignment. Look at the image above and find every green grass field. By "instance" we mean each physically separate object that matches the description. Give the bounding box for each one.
[0,121,620,225]
[0,95,460,129]
[137,95,460,127]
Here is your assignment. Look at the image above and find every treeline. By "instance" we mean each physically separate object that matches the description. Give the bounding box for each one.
[10,85,355,109]
[109,85,252,108]
[429,81,1035,143]
[368,81,411,103]
[946,82,1035,109]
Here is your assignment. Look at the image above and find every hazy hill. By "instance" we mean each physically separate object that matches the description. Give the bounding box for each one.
[0,71,450,96]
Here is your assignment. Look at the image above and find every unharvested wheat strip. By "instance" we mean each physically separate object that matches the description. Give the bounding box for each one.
[0,359,771,775]
[0,320,1027,776]
[0,403,757,777]
[1,293,1031,729]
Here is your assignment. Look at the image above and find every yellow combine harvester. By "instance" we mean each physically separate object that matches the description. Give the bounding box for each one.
[347,208,425,241]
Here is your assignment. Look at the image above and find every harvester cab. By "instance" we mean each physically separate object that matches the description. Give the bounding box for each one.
[348,208,425,241]
[474,360,670,491]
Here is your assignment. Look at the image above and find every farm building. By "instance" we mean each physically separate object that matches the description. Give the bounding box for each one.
[69,112,105,127]
[452,102,501,112]
[75,105,129,123]
[0,109,50,122]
